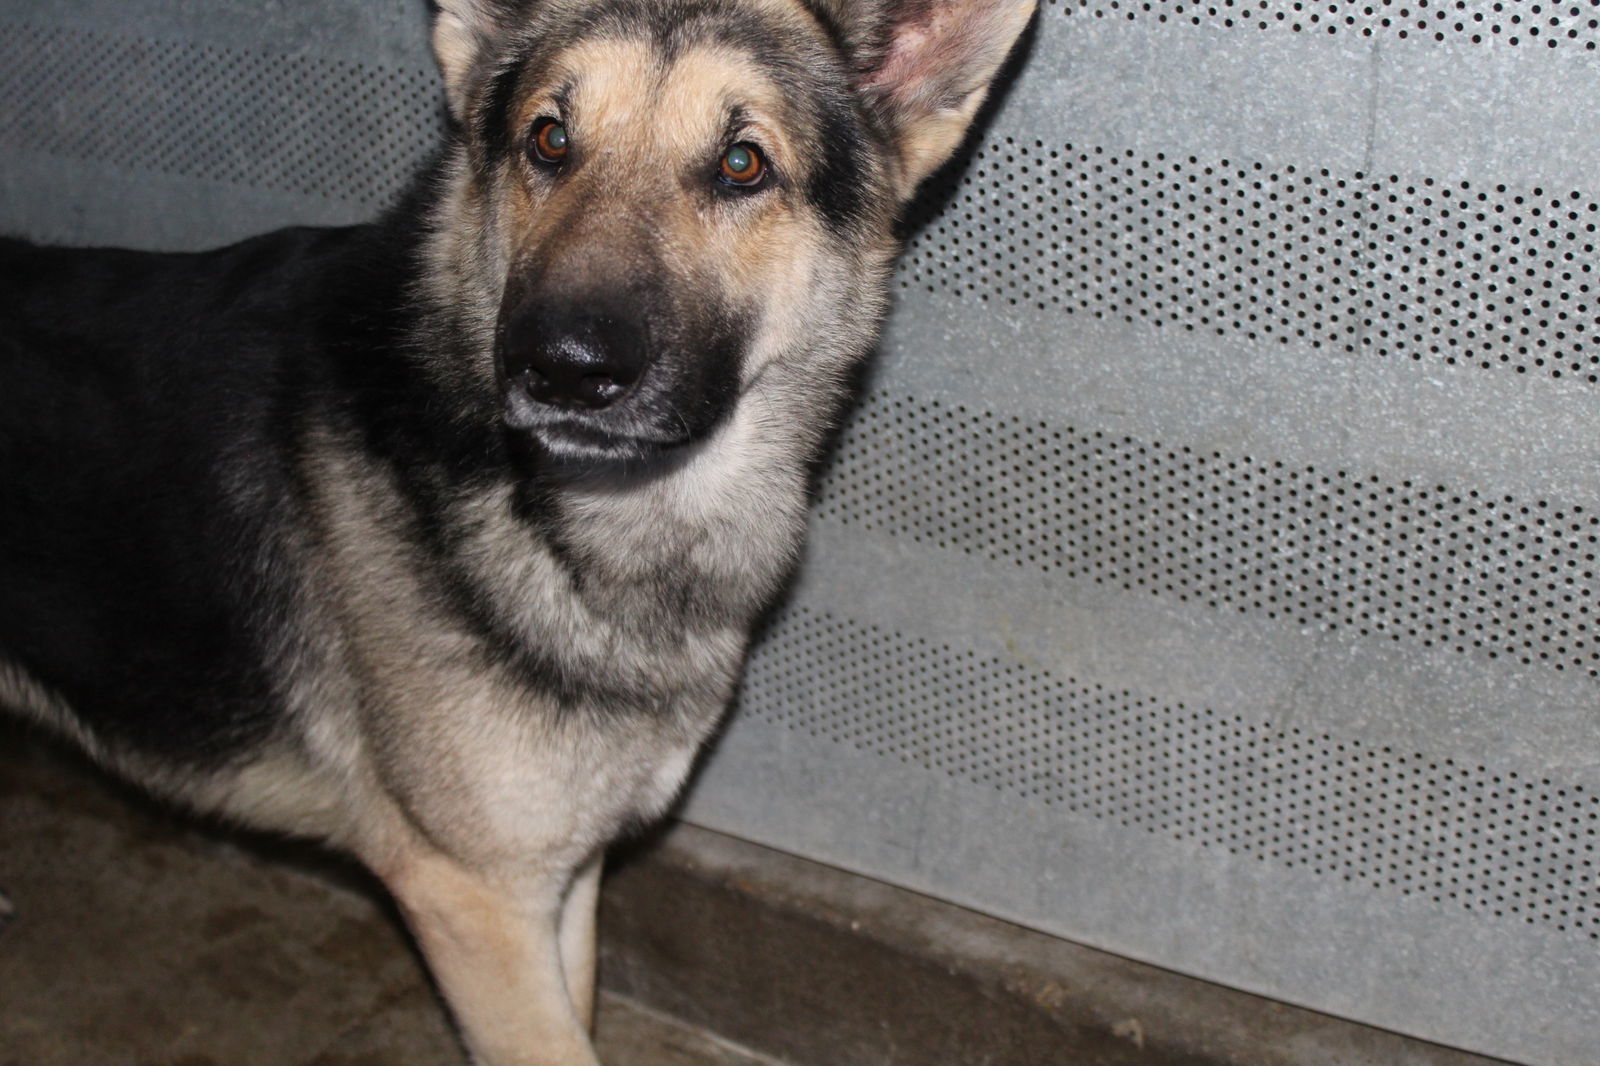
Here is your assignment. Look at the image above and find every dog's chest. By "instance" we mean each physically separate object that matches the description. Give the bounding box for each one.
[303,408,806,854]
[427,685,708,862]
[456,412,810,710]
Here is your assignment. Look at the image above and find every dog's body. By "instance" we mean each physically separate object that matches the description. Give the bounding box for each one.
[0,0,1031,1062]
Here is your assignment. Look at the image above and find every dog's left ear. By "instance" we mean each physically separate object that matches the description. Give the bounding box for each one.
[433,0,517,121]
[849,0,1037,199]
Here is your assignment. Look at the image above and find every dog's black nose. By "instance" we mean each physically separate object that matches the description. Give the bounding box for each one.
[500,305,646,411]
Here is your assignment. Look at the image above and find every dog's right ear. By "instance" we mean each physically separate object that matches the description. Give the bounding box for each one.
[433,0,516,121]
[821,0,1036,200]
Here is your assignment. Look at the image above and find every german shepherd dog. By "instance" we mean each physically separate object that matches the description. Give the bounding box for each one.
[0,0,1032,1061]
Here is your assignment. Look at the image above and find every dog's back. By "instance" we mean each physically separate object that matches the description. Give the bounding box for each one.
[0,229,362,763]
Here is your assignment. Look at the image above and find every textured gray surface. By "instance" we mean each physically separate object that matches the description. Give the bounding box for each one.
[0,2,443,248]
[0,2,1595,1064]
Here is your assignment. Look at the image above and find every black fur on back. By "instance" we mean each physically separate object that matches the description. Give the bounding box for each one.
[0,197,437,765]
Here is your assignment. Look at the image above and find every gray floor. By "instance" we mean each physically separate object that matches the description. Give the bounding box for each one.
[0,733,777,1066]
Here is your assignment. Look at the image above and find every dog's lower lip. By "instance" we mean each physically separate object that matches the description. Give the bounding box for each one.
[507,410,686,458]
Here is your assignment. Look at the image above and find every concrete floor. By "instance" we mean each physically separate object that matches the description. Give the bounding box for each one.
[0,732,778,1066]
[3,728,1515,1066]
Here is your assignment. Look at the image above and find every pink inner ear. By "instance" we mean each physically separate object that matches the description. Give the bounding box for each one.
[859,0,1015,108]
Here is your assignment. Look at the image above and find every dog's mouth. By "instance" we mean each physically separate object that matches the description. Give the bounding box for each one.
[500,392,697,463]
[497,349,746,466]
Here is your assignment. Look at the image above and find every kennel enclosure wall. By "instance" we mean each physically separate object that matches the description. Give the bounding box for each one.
[2,2,1596,1063]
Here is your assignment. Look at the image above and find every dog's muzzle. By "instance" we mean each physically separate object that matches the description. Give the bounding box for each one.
[495,286,743,463]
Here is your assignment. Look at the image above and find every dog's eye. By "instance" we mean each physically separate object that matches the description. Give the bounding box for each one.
[717,143,765,188]
[529,118,569,165]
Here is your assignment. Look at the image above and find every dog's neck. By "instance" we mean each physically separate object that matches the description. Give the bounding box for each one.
[531,365,827,631]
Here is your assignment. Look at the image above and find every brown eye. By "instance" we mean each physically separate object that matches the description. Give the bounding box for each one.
[529,117,569,165]
[717,143,765,187]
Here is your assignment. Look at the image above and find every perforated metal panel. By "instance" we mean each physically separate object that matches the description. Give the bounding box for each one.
[817,394,1599,676]
[747,603,1599,938]
[0,23,436,205]
[0,0,443,249]
[1053,0,1600,49]
[690,9,1600,1066]
[2,3,1596,1064]
[901,147,1600,381]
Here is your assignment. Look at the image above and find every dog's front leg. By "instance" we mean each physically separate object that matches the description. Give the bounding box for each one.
[381,847,602,1066]
[558,852,604,1032]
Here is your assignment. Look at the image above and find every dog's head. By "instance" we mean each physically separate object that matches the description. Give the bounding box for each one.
[427,0,1034,463]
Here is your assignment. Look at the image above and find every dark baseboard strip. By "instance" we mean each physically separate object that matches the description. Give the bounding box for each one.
[598,823,1518,1066]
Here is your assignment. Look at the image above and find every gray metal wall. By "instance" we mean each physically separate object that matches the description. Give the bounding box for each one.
[1,2,1595,1063]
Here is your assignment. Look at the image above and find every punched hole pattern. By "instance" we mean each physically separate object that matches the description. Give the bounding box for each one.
[0,22,441,208]
[817,393,1600,677]
[744,605,1600,937]
[901,144,1600,383]
[1051,0,1600,49]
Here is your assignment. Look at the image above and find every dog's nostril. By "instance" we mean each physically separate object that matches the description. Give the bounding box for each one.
[578,373,625,408]
[520,368,626,411]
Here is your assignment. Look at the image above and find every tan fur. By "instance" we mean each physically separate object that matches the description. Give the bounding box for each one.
[384,844,601,1066]
[436,0,509,118]
[1,659,96,752]
[558,853,606,1030]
